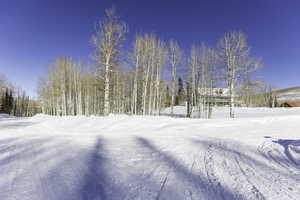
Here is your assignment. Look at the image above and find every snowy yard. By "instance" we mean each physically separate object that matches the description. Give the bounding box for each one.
[1,107,300,200]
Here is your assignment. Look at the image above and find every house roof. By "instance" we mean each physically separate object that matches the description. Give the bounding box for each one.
[281,102,300,107]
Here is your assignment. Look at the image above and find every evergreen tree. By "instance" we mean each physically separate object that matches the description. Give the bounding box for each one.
[175,77,184,105]
[1,88,14,114]
[7,89,14,114]
[0,93,4,112]
[165,86,171,107]
[186,81,191,118]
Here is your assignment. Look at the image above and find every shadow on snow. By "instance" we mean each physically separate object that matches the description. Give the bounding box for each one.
[135,137,237,200]
[273,139,300,167]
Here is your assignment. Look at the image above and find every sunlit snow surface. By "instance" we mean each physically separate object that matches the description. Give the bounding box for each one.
[1,107,300,200]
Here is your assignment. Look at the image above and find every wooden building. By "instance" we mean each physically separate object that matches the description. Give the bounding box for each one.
[280,102,300,107]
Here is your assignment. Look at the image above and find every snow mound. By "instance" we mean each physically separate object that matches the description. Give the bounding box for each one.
[0,113,15,119]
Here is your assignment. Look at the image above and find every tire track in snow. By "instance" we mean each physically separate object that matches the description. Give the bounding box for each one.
[3,132,94,200]
[204,144,227,200]
[233,156,265,200]
[40,138,99,200]
[31,136,84,200]
[204,141,266,200]
[129,137,211,200]
[228,141,299,200]
[155,170,170,200]
[214,140,299,200]
[205,139,300,200]
[8,136,46,200]
[0,143,20,200]
[253,142,300,199]
[27,126,83,200]
[221,148,264,200]
[121,139,174,200]
[236,153,298,199]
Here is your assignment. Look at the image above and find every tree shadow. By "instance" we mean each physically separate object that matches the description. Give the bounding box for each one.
[160,113,188,118]
[136,137,238,200]
[264,136,272,138]
[0,115,28,122]
[42,137,111,200]
[76,137,108,200]
[6,134,296,199]
[0,121,38,129]
[0,116,40,130]
[0,137,56,167]
[0,115,17,122]
[0,137,19,145]
[0,136,69,198]
[0,135,126,200]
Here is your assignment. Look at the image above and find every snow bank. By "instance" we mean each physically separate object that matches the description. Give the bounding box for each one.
[0,113,15,119]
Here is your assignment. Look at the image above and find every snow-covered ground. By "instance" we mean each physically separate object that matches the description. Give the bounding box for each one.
[0,107,300,200]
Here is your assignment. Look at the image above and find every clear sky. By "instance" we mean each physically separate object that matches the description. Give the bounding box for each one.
[1,0,299,97]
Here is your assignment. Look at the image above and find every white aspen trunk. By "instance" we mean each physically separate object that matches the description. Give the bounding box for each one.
[171,65,176,116]
[229,55,235,118]
[103,55,111,116]
[158,84,163,116]
[148,54,155,115]
[131,54,139,115]
[68,68,72,115]
[168,41,181,116]
[78,74,82,115]
[142,58,151,115]
[62,66,67,116]
[155,68,161,115]
[191,50,197,117]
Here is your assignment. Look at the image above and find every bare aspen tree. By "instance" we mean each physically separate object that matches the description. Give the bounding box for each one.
[218,32,259,118]
[168,40,182,116]
[131,35,143,115]
[207,48,218,118]
[203,46,218,119]
[197,44,213,118]
[142,35,152,115]
[92,7,128,116]
[148,37,155,115]
[188,43,219,119]
[130,34,167,115]
[155,39,167,115]
[239,77,261,107]
[189,45,200,115]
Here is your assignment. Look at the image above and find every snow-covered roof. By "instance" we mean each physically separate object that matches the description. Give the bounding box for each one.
[198,88,230,97]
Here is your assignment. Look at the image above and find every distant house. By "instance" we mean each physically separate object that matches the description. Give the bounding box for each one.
[197,88,232,105]
[198,88,230,97]
[280,102,300,107]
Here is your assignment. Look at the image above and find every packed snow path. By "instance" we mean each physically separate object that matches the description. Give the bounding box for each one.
[1,108,300,200]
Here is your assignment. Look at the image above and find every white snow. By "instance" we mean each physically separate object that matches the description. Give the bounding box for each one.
[1,107,300,199]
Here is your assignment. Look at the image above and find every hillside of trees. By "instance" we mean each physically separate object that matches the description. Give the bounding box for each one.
[0,76,40,117]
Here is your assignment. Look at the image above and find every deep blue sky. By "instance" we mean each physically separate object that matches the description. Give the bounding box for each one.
[1,0,299,97]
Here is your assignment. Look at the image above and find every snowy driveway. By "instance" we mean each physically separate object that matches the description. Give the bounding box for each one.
[0,111,300,199]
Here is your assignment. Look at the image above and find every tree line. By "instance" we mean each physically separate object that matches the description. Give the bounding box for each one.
[0,76,41,117]
[38,7,270,118]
